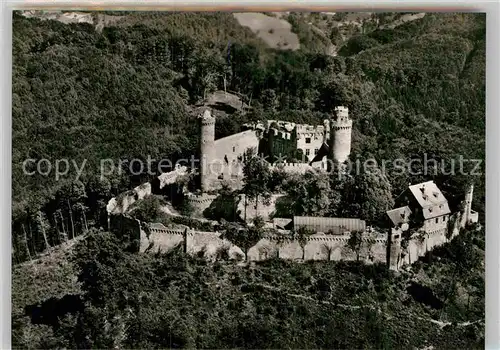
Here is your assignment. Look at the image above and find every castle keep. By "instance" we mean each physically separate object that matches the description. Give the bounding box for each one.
[198,110,217,192]
[328,106,353,164]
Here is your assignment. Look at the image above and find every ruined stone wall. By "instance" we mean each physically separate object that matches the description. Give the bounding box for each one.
[106,183,152,216]
[110,214,390,265]
[106,166,187,216]
[109,214,143,250]
[116,217,245,260]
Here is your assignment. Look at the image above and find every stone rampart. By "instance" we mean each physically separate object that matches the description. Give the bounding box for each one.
[186,193,219,217]
[109,214,391,266]
[395,209,472,268]
[106,166,188,216]
[108,179,478,271]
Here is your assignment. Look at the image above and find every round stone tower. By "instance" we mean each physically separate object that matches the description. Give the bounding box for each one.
[198,109,216,192]
[329,106,352,164]
[464,183,474,224]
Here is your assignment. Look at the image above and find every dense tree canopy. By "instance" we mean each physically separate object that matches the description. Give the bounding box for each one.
[12,227,485,349]
[11,11,486,349]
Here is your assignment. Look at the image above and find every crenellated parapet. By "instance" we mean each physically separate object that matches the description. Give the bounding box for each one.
[263,232,387,244]
[109,207,477,272]
[269,162,314,174]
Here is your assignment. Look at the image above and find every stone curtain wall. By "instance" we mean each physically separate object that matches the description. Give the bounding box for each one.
[110,214,391,266]
[188,193,285,222]
[395,210,470,268]
[247,233,388,263]
[108,187,477,270]
[186,193,219,217]
[141,224,185,254]
[106,166,187,216]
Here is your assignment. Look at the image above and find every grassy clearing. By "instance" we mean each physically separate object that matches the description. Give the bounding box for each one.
[233,12,300,51]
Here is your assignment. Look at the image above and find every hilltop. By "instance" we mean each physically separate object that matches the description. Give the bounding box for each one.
[20,11,430,53]
[11,10,486,349]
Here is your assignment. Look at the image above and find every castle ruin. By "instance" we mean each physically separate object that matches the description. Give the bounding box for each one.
[106,105,479,271]
[264,106,353,168]
[188,106,354,215]
[109,181,478,271]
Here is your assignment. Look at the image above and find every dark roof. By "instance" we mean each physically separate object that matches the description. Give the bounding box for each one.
[293,216,366,233]
[273,218,293,230]
[309,142,329,164]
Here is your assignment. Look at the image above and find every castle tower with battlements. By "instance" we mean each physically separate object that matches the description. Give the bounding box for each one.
[464,184,475,224]
[328,106,352,164]
[199,109,216,192]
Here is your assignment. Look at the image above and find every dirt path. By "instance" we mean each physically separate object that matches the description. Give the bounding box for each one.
[253,282,482,329]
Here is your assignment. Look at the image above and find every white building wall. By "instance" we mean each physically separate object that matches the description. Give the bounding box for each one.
[295,129,324,162]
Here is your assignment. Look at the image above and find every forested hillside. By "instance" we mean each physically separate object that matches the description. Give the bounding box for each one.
[12,11,485,262]
[11,11,486,349]
[12,226,485,348]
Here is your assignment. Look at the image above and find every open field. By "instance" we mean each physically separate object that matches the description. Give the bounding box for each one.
[233,12,300,50]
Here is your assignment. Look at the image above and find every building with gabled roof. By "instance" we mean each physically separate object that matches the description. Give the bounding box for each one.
[392,180,451,234]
